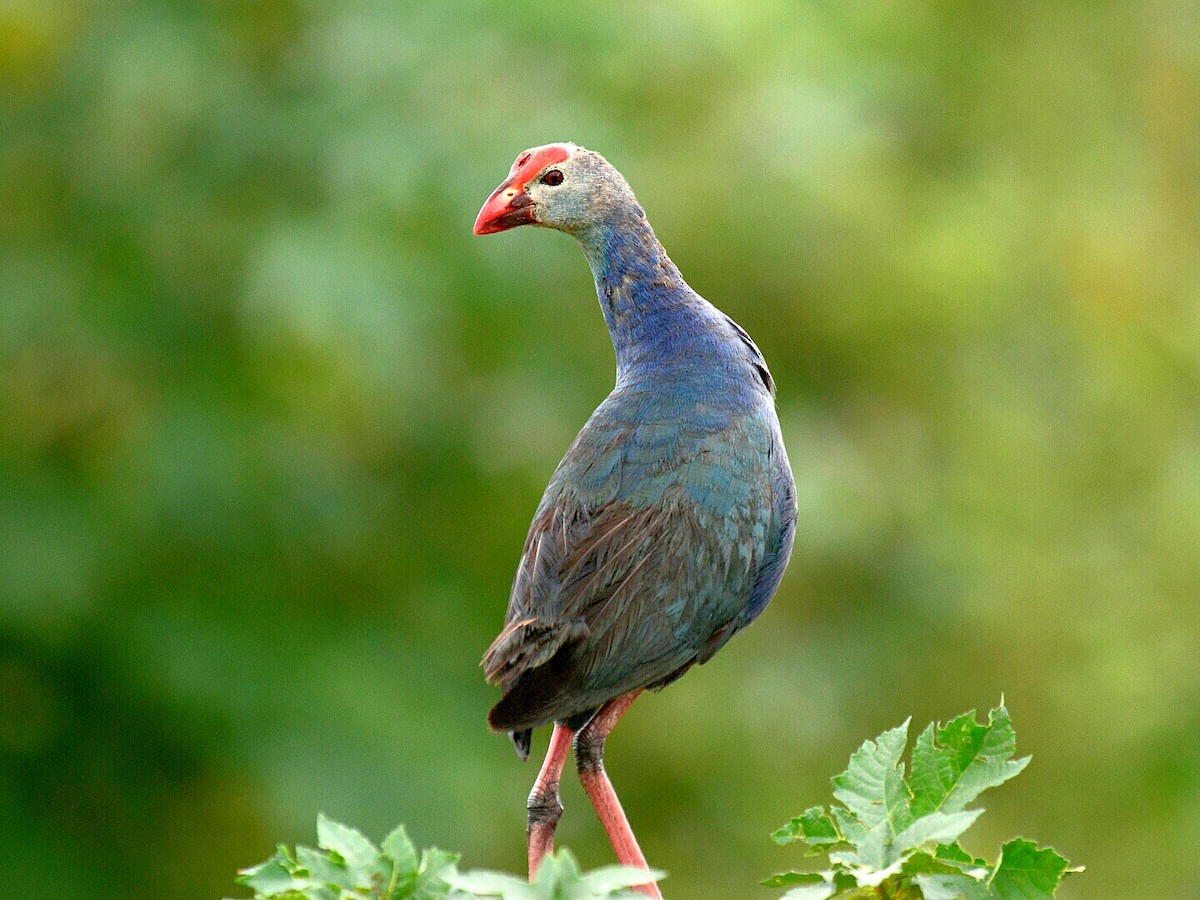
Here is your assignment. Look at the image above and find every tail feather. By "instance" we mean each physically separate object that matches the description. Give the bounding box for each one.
[487,647,599,733]
[509,729,532,760]
[482,616,588,688]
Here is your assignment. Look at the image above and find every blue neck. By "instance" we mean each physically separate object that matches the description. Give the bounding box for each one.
[575,207,707,379]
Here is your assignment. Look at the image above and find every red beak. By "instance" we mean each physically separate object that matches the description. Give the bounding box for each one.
[474,144,572,236]
[473,179,536,235]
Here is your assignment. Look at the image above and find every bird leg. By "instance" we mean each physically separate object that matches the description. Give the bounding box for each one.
[573,689,662,899]
[527,722,575,881]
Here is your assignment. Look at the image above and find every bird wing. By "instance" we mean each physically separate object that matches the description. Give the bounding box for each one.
[483,393,786,728]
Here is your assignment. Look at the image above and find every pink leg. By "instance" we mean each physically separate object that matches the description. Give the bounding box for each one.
[574,690,662,899]
[527,723,575,881]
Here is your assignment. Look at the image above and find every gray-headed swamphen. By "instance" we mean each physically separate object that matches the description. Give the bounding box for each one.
[474,144,796,897]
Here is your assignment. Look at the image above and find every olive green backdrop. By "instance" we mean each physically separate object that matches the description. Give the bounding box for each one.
[1,2,1197,898]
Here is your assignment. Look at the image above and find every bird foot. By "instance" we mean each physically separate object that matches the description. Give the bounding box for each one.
[527,723,574,880]
[527,781,564,878]
[574,691,661,898]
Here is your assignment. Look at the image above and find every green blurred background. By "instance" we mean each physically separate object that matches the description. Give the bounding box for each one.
[2,1,1197,897]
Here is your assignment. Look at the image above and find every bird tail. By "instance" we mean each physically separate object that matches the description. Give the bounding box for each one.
[508,728,532,760]
[481,616,588,688]
[487,655,592,734]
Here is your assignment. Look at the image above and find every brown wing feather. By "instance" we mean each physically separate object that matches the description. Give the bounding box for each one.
[484,483,760,731]
[482,497,648,689]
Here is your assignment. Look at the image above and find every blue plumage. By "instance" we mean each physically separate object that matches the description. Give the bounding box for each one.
[479,147,797,749]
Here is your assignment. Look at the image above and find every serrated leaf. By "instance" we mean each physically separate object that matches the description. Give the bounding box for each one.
[766,708,1080,899]
[316,814,381,872]
[533,848,583,892]
[772,807,842,852]
[909,707,1030,819]
[444,868,533,899]
[914,873,988,900]
[382,824,420,876]
[762,871,830,888]
[892,810,982,855]
[580,864,666,893]
[412,848,461,900]
[854,859,908,889]
[447,850,658,899]
[987,839,1072,899]
[238,856,298,894]
[420,847,460,879]
[295,846,357,890]
[829,807,867,854]
[781,881,835,900]
[899,851,967,878]
[831,866,861,892]
[830,719,914,868]
[934,842,988,870]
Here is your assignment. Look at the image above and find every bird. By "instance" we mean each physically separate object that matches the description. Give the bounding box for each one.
[473,143,796,898]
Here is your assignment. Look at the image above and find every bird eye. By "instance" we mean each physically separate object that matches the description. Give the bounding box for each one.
[543,169,564,186]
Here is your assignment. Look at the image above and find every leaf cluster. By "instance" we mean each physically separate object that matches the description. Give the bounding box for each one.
[235,814,661,900]
[234,706,1078,900]
[766,706,1079,899]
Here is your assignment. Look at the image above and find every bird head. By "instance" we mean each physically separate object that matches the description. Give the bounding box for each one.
[473,143,631,236]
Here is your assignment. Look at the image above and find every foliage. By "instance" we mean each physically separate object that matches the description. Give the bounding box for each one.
[444,854,663,900]
[236,706,1074,900]
[236,814,660,900]
[766,706,1079,898]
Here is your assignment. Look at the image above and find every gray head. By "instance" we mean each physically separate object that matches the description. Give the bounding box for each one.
[473,143,639,237]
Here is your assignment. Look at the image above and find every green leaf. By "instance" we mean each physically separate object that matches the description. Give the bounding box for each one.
[772,807,843,851]
[447,851,660,899]
[987,839,1072,899]
[934,842,989,870]
[316,814,381,872]
[892,810,982,855]
[829,719,914,867]
[781,883,835,900]
[909,708,1030,819]
[830,867,860,892]
[413,848,461,899]
[444,868,533,899]
[295,846,357,890]
[580,864,666,894]
[914,873,987,900]
[762,871,831,888]
[767,708,1079,899]
[382,824,420,877]
[238,854,299,894]
[898,851,968,878]
[420,847,460,880]
[914,840,1076,899]
[532,848,584,897]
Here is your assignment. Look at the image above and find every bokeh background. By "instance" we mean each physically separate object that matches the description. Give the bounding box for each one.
[2,1,1198,897]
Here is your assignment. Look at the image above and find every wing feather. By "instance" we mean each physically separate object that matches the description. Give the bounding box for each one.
[484,395,790,731]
